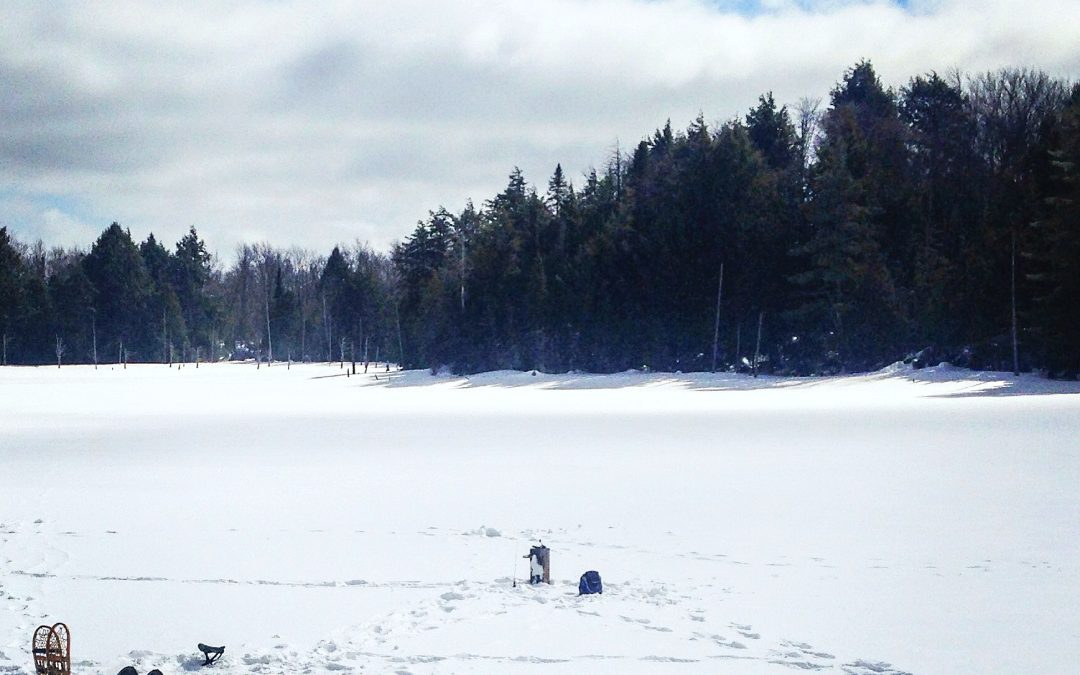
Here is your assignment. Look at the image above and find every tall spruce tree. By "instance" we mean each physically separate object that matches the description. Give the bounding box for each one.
[141,233,186,359]
[173,226,216,353]
[83,223,154,360]
[793,62,907,371]
[0,227,28,363]
[746,92,797,171]
[900,72,981,353]
[1029,84,1080,376]
[48,255,96,363]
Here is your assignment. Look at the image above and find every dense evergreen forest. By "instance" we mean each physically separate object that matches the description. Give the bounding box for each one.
[1,62,1078,377]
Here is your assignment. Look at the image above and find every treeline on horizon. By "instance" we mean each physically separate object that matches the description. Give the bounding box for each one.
[1,62,1078,377]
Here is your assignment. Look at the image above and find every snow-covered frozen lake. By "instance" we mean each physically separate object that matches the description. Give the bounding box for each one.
[1,363,1078,674]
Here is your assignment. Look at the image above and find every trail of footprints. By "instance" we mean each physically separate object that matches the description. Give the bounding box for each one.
[0,522,914,673]
[1,522,45,674]
[302,580,910,674]
[0,582,915,674]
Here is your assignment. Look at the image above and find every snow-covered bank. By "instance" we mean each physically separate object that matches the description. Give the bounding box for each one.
[1,364,1078,674]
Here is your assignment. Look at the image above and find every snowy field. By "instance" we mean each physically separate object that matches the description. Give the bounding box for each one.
[1,362,1078,675]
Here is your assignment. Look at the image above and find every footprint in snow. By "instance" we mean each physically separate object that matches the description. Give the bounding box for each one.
[768,642,837,670]
[782,641,834,660]
[841,659,912,675]
[712,636,747,650]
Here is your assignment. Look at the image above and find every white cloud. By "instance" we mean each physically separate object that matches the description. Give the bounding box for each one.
[40,208,100,248]
[1,0,1077,255]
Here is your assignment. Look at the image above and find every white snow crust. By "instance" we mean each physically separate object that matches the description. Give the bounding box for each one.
[1,362,1078,674]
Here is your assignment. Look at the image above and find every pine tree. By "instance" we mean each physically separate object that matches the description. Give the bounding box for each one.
[900,72,980,353]
[141,234,187,359]
[83,223,154,360]
[270,266,298,361]
[968,69,1068,369]
[746,92,797,171]
[173,226,216,352]
[48,256,96,363]
[1029,85,1080,376]
[793,127,900,372]
[789,62,910,371]
[0,227,28,363]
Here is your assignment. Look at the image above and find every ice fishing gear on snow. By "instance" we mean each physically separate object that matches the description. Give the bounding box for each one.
[197,643,225,666]
[578,570,603,595]
[31,622,70,675]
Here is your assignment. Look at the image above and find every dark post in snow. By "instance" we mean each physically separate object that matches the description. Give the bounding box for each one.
[1011,229,1020,376]
[55,335,64,368]
[358,317,364,372]
[459,229,466,312]
[195,346,201,369]
[711,263,724,373]
[350,339,356,375]
[323,294,332,365]
[753,311,765,378]
[395,302,404,370]
[264,266,273,367]
[91,310,98,370]
[735,322,742,370]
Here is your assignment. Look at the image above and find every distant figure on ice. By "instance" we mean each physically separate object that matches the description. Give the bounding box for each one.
[524,542,548,584]
[529,551,543,584]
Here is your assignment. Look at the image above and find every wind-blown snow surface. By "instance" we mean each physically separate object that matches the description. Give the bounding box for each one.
[1,363,1078,674]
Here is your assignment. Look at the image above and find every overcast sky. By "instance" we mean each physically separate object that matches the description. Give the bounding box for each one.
[2,0,1078,258]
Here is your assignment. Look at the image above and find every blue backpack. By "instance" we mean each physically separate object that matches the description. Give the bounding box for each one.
[578,570,602,595]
